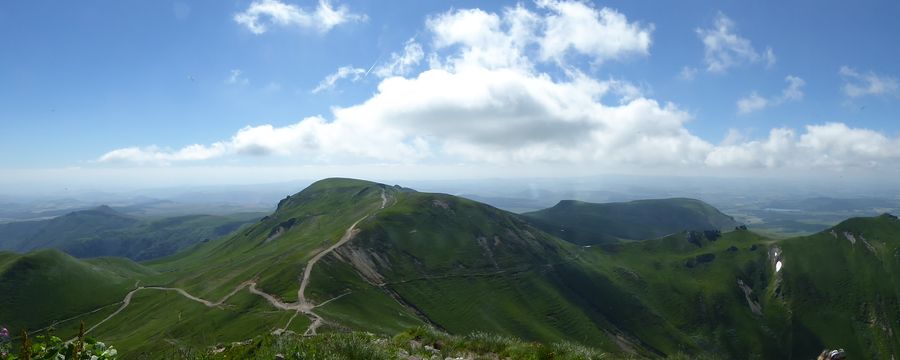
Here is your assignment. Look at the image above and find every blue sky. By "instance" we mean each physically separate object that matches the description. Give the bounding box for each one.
[1,0,899,189]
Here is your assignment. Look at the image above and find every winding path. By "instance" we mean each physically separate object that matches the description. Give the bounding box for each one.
[294,188,390,334]
[86,281,256,334]
[82,188,391,337]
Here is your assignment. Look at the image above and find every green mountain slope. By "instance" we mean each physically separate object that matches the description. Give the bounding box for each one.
[0,206,261,260]
[0,249,152,332]
[581,228,789,357]
[71,178,671,357]
[585,213,900,359]
[523,198,741,245]
[318,189,686,356]
[773,213,900,358]
[89,179,420,355]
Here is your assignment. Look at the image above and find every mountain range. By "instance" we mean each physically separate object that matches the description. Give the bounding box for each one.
[1,178,898,359]
[0,206,261,260]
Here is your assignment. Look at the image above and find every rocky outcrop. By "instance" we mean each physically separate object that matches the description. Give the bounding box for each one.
[737,279,763,315]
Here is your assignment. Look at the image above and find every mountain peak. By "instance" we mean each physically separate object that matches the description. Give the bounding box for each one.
[879,212,898,220]
[554,199,585,207]
[828,213,900,234]
[274,178,388,212]
[525,197,739,245]
[306,178,383,191]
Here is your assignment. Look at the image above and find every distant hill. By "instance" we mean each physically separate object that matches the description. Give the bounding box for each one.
[522,198,741,245]
[0,206,262,260]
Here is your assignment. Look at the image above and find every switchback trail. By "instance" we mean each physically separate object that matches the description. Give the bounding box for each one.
[294,188,390,335]
[83,188,392,337]
[86,281,256,335]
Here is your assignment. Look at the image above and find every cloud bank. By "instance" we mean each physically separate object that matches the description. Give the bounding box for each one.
[100,1,900,174]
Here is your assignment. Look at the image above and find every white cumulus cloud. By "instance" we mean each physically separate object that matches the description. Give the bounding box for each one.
[839,66,898,98]
[234,0,365,34]
[737,75,805,114]
[737,93,769,114]
[706,123,900,169]
[536,0,653,64]
[312,66,366,93]
[427,0,652,70]
[374,39,425,78]
[697,13,775,73]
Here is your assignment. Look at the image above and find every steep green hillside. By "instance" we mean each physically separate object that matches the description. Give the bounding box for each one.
[0,249,151,332]
[85,179,421,356]
[585,213,900,359]
[774,214,900,358]
[318,189,682,357]
[0,206,261,260]
[580,229,790,358]
[523,198,740,245]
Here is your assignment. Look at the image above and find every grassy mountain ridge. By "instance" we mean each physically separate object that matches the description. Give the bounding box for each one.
[523,198,741,245]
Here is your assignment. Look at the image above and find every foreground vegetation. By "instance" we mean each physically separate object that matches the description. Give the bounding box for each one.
[0,324,118,360]
[201,327,614,360]
[0,327,727,360]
